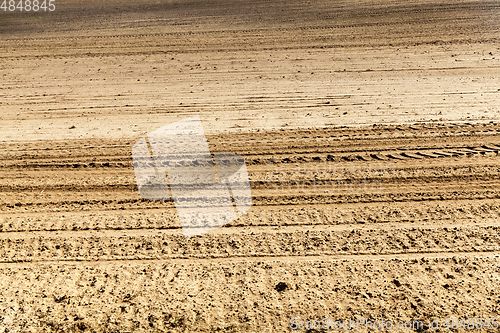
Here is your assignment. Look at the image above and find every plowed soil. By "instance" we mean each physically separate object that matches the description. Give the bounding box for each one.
[1,0,500,332]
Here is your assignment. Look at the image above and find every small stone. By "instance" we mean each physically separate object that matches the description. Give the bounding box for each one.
[275,282,289,292]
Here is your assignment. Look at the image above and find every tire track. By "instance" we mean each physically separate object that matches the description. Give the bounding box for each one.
[0,223,499,263]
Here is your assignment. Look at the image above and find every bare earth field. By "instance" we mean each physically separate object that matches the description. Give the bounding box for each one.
[1,0,500,332]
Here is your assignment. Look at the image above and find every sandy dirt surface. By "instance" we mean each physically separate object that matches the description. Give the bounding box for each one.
[1,0,500,332]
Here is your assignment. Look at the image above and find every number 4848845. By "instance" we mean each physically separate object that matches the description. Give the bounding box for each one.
[1,0,55,11]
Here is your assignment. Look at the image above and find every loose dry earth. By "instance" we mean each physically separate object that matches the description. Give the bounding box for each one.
[1,0,500,332]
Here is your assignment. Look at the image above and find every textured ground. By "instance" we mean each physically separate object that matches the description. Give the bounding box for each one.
[1,0,500,332]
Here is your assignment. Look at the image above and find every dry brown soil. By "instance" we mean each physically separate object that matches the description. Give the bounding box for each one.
[1,0,500,332]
